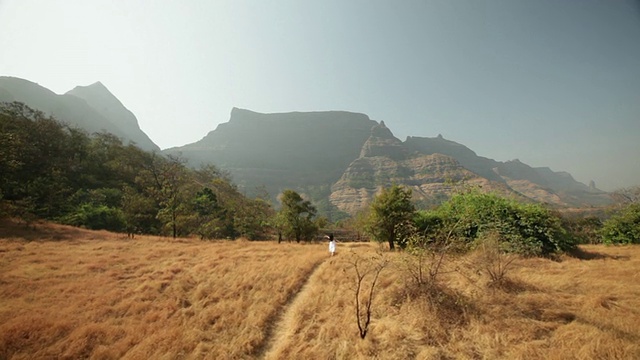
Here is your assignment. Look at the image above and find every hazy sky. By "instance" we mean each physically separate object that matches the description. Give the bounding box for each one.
[1,0,639,191]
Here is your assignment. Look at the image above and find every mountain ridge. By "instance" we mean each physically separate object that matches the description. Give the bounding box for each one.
[167,107,612,215]
[0,77,159,152]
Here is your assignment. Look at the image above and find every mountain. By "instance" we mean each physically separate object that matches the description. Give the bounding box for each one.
[0,77,159,152]
[167,108,612,215]
[65,82,158,151]
[330,122,517,214]
[404,136,611,207]
[1,76,609,214]
[165,108,378,201]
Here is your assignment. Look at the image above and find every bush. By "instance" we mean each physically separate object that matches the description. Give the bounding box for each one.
[63,203,125,232]
[415,190,574,256]
[561,215,603,244]
[600,203,640,245]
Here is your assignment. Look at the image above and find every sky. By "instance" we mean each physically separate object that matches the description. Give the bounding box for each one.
[0,0,639,191]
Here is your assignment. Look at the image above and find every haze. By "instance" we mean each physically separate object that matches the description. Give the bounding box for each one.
[0,0,639,191]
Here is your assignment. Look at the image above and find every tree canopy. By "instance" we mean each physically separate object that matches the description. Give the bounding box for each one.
[276,189,318,242]
[365,185,416,250]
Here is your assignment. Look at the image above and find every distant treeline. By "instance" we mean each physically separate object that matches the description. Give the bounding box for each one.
[0,102,273,239]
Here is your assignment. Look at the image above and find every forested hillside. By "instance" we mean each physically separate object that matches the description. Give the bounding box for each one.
[0,102,272,239]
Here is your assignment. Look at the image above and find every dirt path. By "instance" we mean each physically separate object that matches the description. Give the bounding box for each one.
[253,257,330,358]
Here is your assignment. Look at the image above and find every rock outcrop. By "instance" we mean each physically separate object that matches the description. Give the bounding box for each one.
[330,124,518,214]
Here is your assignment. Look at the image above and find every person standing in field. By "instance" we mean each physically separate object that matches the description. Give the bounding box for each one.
[328,233,336,256]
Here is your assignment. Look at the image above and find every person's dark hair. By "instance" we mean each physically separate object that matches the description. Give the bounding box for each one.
[329,233,334,241]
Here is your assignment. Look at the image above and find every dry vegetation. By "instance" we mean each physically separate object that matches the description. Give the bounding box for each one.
[0,220,326,359]
[2,219,640,359]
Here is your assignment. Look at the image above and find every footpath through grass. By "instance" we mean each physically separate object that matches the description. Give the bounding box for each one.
[0,220,327,359]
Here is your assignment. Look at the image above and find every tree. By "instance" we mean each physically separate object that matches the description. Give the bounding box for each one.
[192,187,227,239]
[277,189,318,242]
[365,185,416,250]
[1,102,279,239]
[142,154,192,238]
[121,185,160,236]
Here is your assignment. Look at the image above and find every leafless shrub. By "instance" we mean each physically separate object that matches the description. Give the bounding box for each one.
[471,231,518,289]
[347,252,389,339]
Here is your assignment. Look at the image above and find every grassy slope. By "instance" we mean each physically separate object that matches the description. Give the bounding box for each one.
[1,220,639,359]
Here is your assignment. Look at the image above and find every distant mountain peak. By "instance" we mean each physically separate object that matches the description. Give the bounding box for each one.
[68,81,114,99]
[0,76,160,152]
[86,81,108,90]
[370,120,396,138]
[64,81,159,151]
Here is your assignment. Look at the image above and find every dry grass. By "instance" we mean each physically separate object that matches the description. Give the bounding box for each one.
[264,243,640,360]
[2,219,640,359]
[0,219,327,359]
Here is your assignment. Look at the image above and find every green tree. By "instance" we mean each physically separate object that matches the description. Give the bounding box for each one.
[192,187,227,239]
[0,102,75,219]
[136,153,192,238]
[365,185,416,250]
[0,102,274,240]
[600,203,640,245]
[121,185,159,236]
[156,155,193,238]
[277,189,318,242]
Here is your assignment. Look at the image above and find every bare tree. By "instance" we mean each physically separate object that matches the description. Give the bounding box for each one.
[348,253,389,339]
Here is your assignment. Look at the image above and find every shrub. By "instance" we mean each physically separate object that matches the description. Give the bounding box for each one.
[561,215,603,244]
[600,203,640,245]
[63,203,125,232]
[416,190,574,256]
[471,231,518,287]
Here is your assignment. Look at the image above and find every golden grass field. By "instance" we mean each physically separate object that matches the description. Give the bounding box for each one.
[1,219,639,359]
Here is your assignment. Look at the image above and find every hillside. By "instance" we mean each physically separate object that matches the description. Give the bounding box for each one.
[0,77,159,152]
[1,221,639,359]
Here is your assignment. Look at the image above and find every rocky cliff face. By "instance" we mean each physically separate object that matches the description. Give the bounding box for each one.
[330,123,518,214]
[404,135,503,183]
[0,77,159,152]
